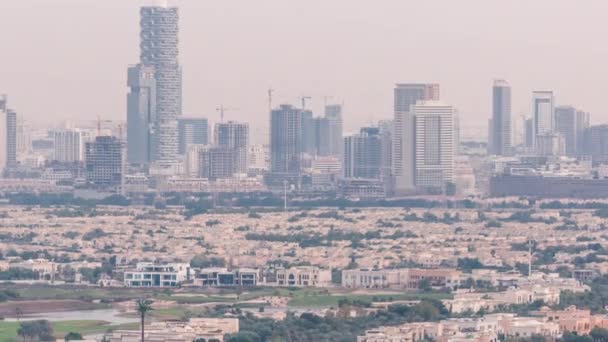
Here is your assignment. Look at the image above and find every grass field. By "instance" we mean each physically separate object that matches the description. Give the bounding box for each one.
[0,320,138,342]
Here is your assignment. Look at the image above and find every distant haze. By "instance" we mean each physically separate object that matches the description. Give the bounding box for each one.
[1,0,607,143]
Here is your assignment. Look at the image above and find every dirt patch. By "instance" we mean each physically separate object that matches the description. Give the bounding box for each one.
[0,300,100,316]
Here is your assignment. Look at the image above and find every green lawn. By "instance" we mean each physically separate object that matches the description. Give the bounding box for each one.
[0,320,139,342]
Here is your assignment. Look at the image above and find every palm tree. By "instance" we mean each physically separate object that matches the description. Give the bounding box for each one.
[135,298,154,342]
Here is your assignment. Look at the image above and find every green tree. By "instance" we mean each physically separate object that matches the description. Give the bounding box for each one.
[136,298,154,342]
[18,320,54,342]
[65,332,84,341]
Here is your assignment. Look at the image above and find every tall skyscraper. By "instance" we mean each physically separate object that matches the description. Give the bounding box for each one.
[412,102,454,191]
[490,80,512,156]
[85,136,124,190]
[214,121,249,174]
[532,91,555,148]
[5,109,17,171]
[576,110,590,156]
[139,3,182,166]
[54,130,87,162]
[378,120,393,181]
[325,104,343,157]
[393,83,440,193]
[343,127,382,179]
[178,117,209,154]
[270,105,303,174]
[0,95,8,173]
[127,64,156,165]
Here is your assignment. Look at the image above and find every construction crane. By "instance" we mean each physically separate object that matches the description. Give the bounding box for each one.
[268,88,274,112]
[298,96,312,109]
[216,105,238,123]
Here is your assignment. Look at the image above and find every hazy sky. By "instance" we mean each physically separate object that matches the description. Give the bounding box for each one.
[1,0,607,142]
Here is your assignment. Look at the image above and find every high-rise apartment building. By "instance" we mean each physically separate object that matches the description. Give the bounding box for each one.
[393,83,440,193]
[199,147,236,180]
[185,144,206,177]
[178,117,209,154]
[127,64,156,165]
[532,91,555,148]
[54,130,87,162]
[343,127,382,179]
[270,105,303,174]
[313,117,331,157]
[412,102,454,191]
[325,104,343,157]
[535,133,565,157]
[248,145,269,173]
[214,121,249,175]
[300,110,316,155]
[85,136,124,190]
[139,3,182,165]
[490,80,512,156]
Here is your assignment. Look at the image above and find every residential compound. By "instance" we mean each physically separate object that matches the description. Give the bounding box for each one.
[124,262,191,288]
[358,306,608,342]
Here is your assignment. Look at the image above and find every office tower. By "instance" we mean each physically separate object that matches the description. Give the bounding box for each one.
[490,80,512,156]
[412,102,454,191]
[525,118,534,148]
[127,64,156,165]
[178,117,209,154]
[555,106,584,156]
[0,95,7,172]
[140,3,182,165]
[576,111,590,156]
[325,104,343,157]
[343,127,382,179]
[393,83,440,193]
[5,109,17,171]
[214,121,249,174]
[314,117,331,156]
[378,120,393,180]
[199,147,236,180]
[583,125,608,165]
[54,130,87,162]
[532,91,555,148]
[85,136,124,190]
[270,105,303,174]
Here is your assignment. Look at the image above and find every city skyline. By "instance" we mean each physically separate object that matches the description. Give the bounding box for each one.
[2,0,608,143]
